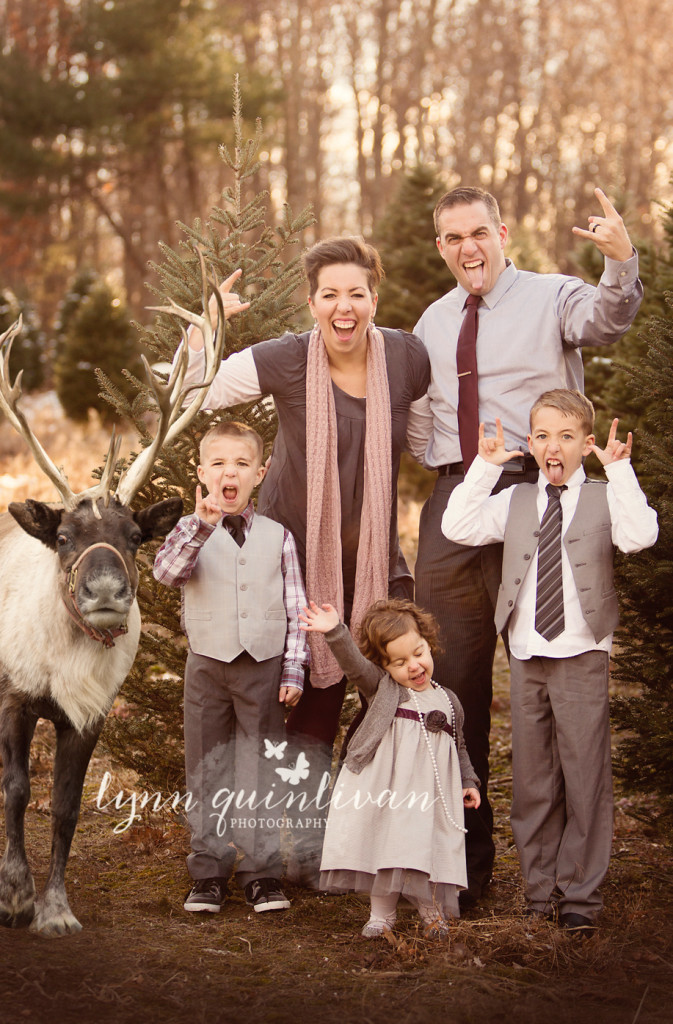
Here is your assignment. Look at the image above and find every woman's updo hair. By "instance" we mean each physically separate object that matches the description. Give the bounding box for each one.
[303,236,384,298]
[357,598,442,668]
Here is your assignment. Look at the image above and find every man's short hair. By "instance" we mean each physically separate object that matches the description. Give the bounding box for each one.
[199,420,264,464]
[529,389,595,435]
[433,187,502,235]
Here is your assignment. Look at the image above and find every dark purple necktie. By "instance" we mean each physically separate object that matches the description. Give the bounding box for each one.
[225,514,246,547]
[456,293,481,469]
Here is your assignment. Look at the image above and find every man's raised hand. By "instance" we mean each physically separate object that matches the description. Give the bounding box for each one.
[572,188,633,262]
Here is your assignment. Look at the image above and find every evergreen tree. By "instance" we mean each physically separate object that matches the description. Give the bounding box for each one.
[0,289,45,391]
[609,297,673,840]
[53,273,141,422]
[100,82,314,791]
[0,0,273,318]
[374,165,448,332]
[574,194,673,477]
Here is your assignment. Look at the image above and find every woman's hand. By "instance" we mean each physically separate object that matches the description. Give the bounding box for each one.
[188,269,251,351]
[463,787,481,809]
[299,601,340,633]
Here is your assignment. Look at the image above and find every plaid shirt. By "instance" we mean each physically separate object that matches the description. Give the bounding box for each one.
[153,503,308,691]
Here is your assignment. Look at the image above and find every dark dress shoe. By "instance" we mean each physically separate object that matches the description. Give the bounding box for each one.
[559,912,597,937]
[459,876,491,914]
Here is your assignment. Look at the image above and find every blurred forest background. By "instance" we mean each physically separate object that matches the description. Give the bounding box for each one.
[0,0,672,832]
[2,0,673,338]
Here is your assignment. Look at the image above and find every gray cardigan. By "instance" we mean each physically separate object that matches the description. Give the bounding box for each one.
[325,622,479,788]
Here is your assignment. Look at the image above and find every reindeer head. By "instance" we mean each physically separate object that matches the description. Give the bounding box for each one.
[8,495,182,637]
[0,250,227,645]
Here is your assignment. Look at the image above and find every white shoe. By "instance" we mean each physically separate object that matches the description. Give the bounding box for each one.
[423,916,450,940]
[361,916,395,938]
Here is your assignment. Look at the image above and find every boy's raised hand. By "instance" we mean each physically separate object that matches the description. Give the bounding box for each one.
[299,601,340,634]
[589,418,633,466]
[478,418,525,465]
[194,485,223,525]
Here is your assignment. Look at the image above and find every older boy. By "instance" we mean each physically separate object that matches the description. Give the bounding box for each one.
[441,389,658,934]
[154,421,309,914]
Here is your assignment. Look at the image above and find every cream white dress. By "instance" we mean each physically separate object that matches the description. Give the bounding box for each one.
[319,685,468,917]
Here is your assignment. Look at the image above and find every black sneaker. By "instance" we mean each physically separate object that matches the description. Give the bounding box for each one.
[244,877,291,912]
[183,877,228,913]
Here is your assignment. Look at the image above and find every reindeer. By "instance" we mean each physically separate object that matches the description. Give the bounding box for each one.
[0,260,227,935]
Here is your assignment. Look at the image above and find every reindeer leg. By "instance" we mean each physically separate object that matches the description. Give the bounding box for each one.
[30,720,101,937]
[0,696,38,927]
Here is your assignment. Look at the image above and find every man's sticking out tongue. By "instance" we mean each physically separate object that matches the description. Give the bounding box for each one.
[464,260,485,293]
[546,459,564,486]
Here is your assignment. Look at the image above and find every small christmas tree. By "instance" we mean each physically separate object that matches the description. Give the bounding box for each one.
[577,194,673,478]
[610,296,673,840]
[53,273,141,422]
[100,80,314,791]
[0,289,45,392]
[374,164,448,332]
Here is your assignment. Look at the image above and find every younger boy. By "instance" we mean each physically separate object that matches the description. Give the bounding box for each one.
[441,389,658,935]
[154,421,309,914]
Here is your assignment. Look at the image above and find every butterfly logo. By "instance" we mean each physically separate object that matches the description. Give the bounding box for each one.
[264,739,288,760]
[275,751,310,785]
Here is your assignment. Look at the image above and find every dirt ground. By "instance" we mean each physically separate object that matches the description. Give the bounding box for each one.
[1,643,671,1024]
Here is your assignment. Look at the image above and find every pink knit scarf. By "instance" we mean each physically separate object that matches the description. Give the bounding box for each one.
[305,324,392,687]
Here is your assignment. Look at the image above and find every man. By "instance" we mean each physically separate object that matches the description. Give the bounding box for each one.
[407,185,642,910]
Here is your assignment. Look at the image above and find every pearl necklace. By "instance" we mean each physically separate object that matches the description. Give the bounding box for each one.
[408,682,467,834]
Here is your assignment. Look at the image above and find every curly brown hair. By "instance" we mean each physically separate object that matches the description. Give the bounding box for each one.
[357,598,442,668]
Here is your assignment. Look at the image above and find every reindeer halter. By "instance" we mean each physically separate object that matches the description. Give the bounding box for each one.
[62,542,131,649]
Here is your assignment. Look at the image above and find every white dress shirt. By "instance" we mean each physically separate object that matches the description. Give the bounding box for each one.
[441,456,658,660]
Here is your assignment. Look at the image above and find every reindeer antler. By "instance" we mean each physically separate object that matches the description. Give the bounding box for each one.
[114,247,227,505]
[0,318,122,511]
[0,248,229,510]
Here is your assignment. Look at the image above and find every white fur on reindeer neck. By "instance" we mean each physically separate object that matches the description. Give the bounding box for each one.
[0,530,142,732]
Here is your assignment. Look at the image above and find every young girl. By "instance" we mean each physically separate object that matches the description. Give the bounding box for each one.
[300,598,480,938]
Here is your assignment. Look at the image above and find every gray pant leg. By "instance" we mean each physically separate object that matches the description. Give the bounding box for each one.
[184,651,238,881]
[225,652,286,885]
[183,650,286,885]
[510,652,613,920]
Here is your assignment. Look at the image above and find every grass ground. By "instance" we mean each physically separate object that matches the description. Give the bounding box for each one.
[1,643,671,1024]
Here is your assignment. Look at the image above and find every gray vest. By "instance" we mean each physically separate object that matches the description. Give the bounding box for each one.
[183,514,287,662]
[494,480,619,643]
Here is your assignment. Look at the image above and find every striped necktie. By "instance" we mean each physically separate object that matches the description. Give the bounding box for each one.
[535,483,567,641]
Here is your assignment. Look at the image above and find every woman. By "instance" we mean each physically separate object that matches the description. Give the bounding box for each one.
[184,237,430,884]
